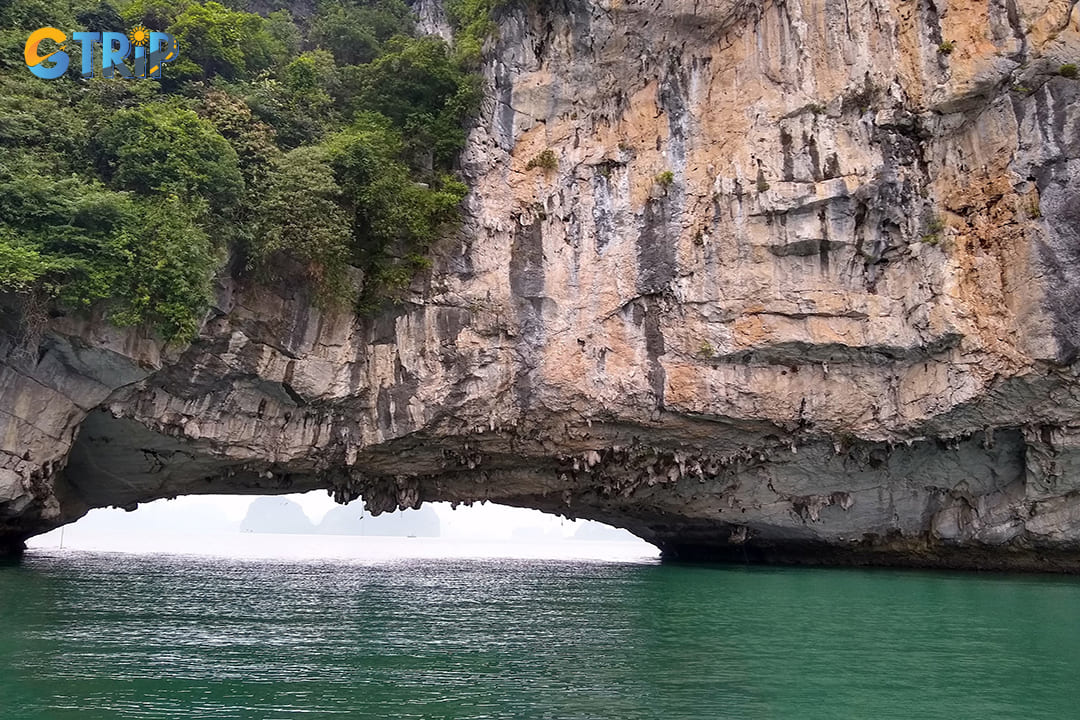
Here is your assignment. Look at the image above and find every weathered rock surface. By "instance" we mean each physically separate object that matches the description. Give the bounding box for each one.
[3,0,1080,569]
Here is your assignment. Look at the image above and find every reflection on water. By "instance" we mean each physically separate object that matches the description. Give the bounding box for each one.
[27,531,657,562]
[2,543,1079,719]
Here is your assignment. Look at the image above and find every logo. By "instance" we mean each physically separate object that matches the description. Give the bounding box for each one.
[25,26,179,80]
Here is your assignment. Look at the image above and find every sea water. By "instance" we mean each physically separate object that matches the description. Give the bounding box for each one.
[1,537,1078,719]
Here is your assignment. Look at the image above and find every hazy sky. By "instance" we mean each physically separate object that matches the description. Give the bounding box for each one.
[154,492,584,537]
[37,491,637,542]
[25,487,659,562]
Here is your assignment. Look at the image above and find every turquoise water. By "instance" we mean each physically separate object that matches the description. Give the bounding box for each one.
[2,549,1079,719]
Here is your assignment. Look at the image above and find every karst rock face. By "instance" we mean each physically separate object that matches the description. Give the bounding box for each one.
[3,0,1080,568]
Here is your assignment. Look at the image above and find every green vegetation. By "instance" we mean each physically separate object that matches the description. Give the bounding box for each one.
[697,340,715,358]
[655,170,674,187]
[921,215,945,245]
[94,104,244,208]
[443,0,506,68]
[525,149,558,172]
[938,40,955,55]
[842,76,878,114]
[756,172,770,194]
[0,0,482,339]
[1060,63,1078,79]
[1025,197,1042,219]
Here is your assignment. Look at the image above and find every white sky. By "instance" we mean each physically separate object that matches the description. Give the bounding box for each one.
[157,492,576,535]
[51,491,631,542]
[28,491,659,560]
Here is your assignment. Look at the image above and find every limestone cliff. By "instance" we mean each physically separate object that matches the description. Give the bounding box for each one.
[3,0,1080,569]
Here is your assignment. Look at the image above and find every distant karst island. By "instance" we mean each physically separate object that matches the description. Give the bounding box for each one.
[240,498,440,537]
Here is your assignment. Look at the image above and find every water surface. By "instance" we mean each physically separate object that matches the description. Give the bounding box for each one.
[2,543,1078,719]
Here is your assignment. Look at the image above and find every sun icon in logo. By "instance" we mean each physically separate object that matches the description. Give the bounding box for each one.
[128,25,150,47]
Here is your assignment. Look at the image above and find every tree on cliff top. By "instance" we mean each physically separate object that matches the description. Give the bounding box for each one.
[0,0,484,340]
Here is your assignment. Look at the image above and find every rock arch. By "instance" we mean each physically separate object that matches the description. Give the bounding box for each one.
[5,0,1080,571]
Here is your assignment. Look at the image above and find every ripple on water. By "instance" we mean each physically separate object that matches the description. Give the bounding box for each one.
[2,551,1080,719]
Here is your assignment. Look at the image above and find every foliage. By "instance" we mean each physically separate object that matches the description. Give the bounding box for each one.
[76,2,125,32]
[253,145,353,303]
[321,115,467,309]
[92,103,244,209]
[526,149,558,172]
[0,0,74,29]
[264,10,301,63]
[350,37,460,122]
[921,215,945,246]
[842,76,878,113]
[655,170,674,187]
[0,164,213,338]
[309,0,413,66]
[166,1,283,80]
[444,0,505,67]
[0,233,55,292]
[104,198,216,339]
[0,75,88,155]
[938,40,955,55]
[122,0,189,29]
[0,0,480,339]
[198,89,279,188]
[1060,64,1078,79]
[1026,197,1042,219]
[345,36,479,169]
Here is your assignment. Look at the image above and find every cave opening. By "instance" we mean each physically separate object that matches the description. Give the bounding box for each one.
[27,491,660,561]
